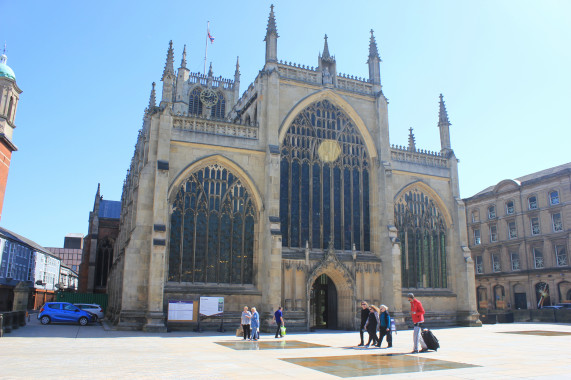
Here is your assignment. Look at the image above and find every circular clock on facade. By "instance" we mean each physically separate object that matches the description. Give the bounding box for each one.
[200,89,219,107]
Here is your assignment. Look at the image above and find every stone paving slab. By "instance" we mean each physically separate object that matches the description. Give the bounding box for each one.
[1,317,570,379]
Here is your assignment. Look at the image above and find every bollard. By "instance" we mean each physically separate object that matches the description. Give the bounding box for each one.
[18,311,26,327]
[3,312,12,333]
[0,314,4,338]
[11,311,19,330]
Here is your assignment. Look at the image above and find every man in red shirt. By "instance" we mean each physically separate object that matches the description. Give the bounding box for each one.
[407,293,425,353]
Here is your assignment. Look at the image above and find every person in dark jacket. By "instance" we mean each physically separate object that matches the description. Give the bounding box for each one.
[376,304,392,348]
[364,305,380,347]
[357,301,369,346]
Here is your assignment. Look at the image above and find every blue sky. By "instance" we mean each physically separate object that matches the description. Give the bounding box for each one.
[1,0,569,247]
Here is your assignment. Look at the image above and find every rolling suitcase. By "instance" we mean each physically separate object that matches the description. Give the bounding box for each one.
[421,328,440,351]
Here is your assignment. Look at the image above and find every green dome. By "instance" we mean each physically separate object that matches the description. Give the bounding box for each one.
[0,54,16,81]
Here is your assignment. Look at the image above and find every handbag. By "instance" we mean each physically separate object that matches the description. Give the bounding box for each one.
[236,325,244,337]
[280,325,287,336]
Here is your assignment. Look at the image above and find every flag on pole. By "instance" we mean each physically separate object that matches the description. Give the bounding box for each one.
[207,23,215,44]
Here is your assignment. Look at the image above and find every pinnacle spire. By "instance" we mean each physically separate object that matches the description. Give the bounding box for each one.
[162,40,174,80]
[208,62,213,77]
[265,4,278,40]
[235,56,240,75]
[323,34,330,59]
[180,44,187,68]
[438,93,451,126]
[148,82,156,110]
[368,29,380,61]
[408,127,416,151]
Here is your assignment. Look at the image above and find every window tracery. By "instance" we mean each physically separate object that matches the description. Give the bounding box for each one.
[169,164,256,284]
[210,91,226,118]
[279,99,370,251]
[394,188,447,288]
[188,87,203,115]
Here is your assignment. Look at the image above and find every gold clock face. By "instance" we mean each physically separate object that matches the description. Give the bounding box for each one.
[200,89,219,107]
[317,139,341,163]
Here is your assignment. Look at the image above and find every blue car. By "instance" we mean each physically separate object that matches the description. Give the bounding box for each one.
[38,302,94,326]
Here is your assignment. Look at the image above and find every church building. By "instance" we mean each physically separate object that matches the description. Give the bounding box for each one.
[107,6,480,331]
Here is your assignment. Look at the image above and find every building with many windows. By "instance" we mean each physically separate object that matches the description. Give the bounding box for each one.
[106,6,479,331]
[464,163,570,311]
[0,226,62,310]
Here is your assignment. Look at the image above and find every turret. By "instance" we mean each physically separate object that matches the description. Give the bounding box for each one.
[264,4,279,66]
[0,48,21,145]
[438,94,452,154]
[160,40,175,106]
[175,45,189,110]
[367,30,381,86]
[234,56,241,100]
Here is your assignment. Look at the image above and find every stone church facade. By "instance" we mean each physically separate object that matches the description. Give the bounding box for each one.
[107,6,479,331]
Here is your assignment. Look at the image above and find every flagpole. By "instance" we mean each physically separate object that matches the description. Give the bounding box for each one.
[204,21,209,76]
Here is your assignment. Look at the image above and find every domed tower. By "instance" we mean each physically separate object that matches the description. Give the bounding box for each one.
[0,49,22,220]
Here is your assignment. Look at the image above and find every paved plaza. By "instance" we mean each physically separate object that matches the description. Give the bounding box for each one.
[1,318,570,379]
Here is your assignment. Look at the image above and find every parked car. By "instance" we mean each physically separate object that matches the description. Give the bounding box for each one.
[74,303,104,321]
[556,303,571,309]
[38,302,95,326]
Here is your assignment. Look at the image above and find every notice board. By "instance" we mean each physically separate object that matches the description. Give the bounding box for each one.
[167,300,197,322]
[199,297,224,317]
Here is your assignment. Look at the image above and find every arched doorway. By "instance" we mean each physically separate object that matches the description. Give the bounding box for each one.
[310,274,338,329]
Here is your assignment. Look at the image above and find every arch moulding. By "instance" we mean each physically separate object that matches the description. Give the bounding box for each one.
[278,89,378,160]
[394,180,453,228]
[167,154,264,212]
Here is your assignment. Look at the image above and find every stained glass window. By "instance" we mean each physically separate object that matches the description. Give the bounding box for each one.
[188,87,203,115]
[169,164,256,284]
[210,91,226,118]
[395,188,447,288]
[279,99,370,251]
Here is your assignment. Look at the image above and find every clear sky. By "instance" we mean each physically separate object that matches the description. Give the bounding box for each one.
[1,0,569,247]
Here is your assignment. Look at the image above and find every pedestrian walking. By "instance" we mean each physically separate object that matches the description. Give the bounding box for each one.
[273,306,284,338]
[377,304,392,348]
[250,307,260,341]
[357,301,369,346]
[364,305,380,347]
[241,306,252,340]
[407,293,426,353]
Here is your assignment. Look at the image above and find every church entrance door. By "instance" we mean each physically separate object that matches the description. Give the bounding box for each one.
[310,274,338,329]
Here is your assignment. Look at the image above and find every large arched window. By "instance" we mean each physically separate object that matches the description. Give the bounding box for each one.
[210,91,226,118]
[188,87,203,115]
[169,164,256,284]
[280,99,370,251]
[95,238,114,287]
[395,188,447,288]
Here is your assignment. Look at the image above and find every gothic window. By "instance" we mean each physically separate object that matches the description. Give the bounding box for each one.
[188,87,203,115]
[94,238,114,287]
[244,115,251,125]
[169,164,256,285]
[210,91,226,118]
[279,99,370,251]
[395,188,447,288]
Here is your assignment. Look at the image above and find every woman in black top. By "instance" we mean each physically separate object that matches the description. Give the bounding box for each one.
[357,301,369,346]
[364,305,380,347]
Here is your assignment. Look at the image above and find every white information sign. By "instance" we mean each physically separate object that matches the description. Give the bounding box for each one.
[168,300,194,321]
[199,297,224,316]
